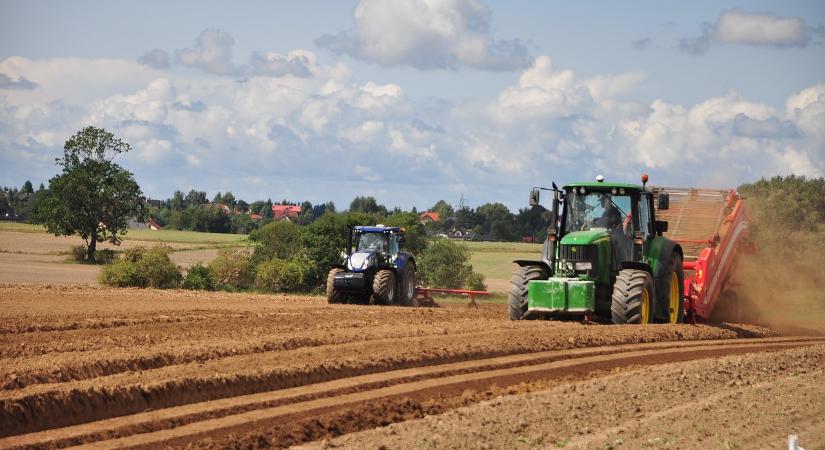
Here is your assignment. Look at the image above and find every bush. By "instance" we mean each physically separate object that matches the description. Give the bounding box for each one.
[254,256,313,292]
[184,262,214,290]
[138,246,183,288]
[250,220,304,263]
[418,239,484,289]
[465,271,487,291]
[69,245,117,265]
[70,244,87,262]
[99,245,182,289]
[100,259,143,287]
[123,246,147,262]
[209,247,254,291]
[95,248,117,265]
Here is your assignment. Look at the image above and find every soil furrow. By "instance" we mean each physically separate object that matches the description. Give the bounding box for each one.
[0,324,785,437]
[14,338,815,450]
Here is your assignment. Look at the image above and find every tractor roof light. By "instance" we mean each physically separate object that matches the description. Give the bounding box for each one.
[596,174,605,182]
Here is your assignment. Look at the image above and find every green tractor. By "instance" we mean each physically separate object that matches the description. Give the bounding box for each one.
[509,175,684,324]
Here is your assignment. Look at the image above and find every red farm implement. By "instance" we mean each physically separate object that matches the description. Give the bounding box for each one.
[413,287,490,308]
[654,187,750,322]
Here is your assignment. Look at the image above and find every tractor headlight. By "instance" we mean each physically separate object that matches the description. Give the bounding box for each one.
[574,262,592,271]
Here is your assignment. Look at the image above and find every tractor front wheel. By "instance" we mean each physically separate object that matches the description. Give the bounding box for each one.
[371,269,396,305]
[508,265,548,320]
[611,269,654,324]
[326,268,347,304]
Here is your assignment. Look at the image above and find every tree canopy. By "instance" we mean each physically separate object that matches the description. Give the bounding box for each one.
[33,127,145,262]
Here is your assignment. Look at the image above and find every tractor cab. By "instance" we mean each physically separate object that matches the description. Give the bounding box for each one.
[557,181,661,274]
[346,226,403,272]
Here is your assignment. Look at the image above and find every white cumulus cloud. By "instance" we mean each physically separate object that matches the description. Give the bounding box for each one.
[316,0,531,71]
[681,9,814,55]
[175,29,238,75]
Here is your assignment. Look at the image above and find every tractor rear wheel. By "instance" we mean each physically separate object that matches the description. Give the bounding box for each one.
[399,263,416,306]
[508,265,548,320]
[611,269,654,324]
[666,253,685,323]
[326,268,346,304]
[371,269,396,305]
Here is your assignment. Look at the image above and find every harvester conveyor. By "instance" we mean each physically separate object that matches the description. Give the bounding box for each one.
[654,187,750,322]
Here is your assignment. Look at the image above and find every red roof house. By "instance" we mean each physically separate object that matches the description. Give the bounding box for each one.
[272,204,301,220]
[418,211,441,223]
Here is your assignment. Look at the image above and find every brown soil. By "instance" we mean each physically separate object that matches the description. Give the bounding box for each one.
[301,344,825,450]
[0,284,820,449]
[0,253,100,284]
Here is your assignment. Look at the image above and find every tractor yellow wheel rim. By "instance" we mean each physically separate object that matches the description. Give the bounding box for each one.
[669,272,680,323]
[641,287,651,324]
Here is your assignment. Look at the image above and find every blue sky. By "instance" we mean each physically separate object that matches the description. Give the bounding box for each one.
[1,0,823,211]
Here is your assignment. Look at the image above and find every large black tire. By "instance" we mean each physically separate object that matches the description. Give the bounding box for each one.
[399,263,416,306]
[611,269,654,324]
[326,268,346,304]
[664,253,685,323]
[508,265,549,320]
[371,269,396,305]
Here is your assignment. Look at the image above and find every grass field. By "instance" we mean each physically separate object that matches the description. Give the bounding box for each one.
[463,241,543,293]
[0,222,247,244]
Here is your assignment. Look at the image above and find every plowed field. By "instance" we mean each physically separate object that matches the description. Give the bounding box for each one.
[0,284,822,449]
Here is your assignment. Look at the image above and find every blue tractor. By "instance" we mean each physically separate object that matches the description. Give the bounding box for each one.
[326,225,417,305]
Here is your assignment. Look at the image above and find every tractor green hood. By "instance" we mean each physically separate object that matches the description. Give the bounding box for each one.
[559,230,610,245]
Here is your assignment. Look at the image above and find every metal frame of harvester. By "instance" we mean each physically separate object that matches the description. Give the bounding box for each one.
[654,187,750,322]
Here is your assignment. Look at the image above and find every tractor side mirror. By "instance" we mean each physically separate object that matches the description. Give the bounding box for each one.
[654,220,668,235]
[529,188,540,206]
[657,192,670,210]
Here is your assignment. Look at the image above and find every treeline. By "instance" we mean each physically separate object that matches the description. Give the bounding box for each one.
[146,190,338,234]
[144,189,552,241]
[423,200,550,241]
[0,181,46,221]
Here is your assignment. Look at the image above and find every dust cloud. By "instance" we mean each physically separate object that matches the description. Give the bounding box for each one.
[714,239,825,335]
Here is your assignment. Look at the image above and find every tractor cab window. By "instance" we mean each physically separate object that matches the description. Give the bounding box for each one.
[389,235,400,255]
[356,233,387,252]
[565,190,632,233]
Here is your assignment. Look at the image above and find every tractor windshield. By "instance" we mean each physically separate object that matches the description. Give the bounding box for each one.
[356,233,387,252]
[565,190,632,233]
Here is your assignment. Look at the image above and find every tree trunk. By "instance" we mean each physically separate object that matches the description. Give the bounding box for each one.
[87,230,97,263]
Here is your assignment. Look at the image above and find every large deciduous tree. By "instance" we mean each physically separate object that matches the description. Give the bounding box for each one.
[34,127,145,262]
